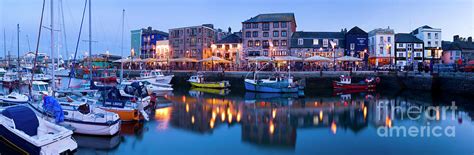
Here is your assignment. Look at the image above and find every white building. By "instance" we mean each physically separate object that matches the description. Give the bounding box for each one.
[368,27,395,67]
[410,25,442,64]
[394,33,424,67]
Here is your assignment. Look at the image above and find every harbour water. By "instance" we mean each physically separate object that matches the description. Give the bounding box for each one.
[1,82,473,154]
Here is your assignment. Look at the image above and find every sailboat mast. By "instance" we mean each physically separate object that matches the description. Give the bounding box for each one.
[51,0,56,91]
[3,29,5,65]
[120,9,124,83]
[88,0,92,80]
[59,0,68,65]
[17,24,20,84]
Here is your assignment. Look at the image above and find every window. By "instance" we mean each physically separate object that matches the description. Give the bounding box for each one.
[332,39,338,46]
[217,45,222,48]
[248,40,253,47]
[262,23,270,31]
[435,41,438,46]
[415,52,421,57]
[262,40,269,47]
[232,44,238,48]
[281,40,287,46]
[273,31,279,37]
[245,24,251,29]
[281,31,287,37]
[263,50,268,56]
[398,52,404,57]
[313,39,318,45]
[273,22,279,28]
[427,41,431,46]
[397,43,403,48]
[387,37,391,42]
[380,36,383,42]
[435,33,439,39]
[252,31,258,37]
[281,22,287,28]
[350,43,355,50]
[263,32,269,37]
[298,38,303,45]
[245,31,251,38]
[273,40,279,46]
[323,39,328,47]
[255,40,261,46]
[252,23,258,28]
[427,33,431,39]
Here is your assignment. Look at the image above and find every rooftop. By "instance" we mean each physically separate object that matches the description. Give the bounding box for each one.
[243,13,295,23]
[346,26,367,35]
[292,31,345,39]
[442,41,474,51]
[395,33,423,43]
[216,33,242,44]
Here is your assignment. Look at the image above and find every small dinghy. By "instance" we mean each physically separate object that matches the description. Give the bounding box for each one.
[0,92,29,104]
[0,105,77,154]
[188,74,230,89]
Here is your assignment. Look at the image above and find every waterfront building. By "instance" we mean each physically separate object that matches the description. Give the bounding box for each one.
[130,27,169,59]
[211,32,243,68]
[441,35,474,64]
[290,31,345,59]
[155,40,170,60]
[169,24,217,60]
[345,26,368,61]
[242,13,297,59]
[410,25,442,64]
[368,27,395,67]
[394,33,424,67]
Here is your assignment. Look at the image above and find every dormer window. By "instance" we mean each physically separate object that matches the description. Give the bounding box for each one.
[298,38,303,45]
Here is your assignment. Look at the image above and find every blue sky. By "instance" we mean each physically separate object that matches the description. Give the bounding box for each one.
[1,0,473,57]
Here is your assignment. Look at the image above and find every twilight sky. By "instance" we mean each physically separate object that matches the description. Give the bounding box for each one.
[1,0,473,58]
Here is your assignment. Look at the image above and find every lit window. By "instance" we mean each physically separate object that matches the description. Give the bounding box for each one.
[313,39,318,45]
[298,39,303,45]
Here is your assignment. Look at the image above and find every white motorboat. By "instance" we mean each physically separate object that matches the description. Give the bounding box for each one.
[0,105,77,154]
[0,92,29,104]
[136,70,174,84]
[140,80,173,93]
[2,71,19,86]
[31,81,51,101]
[29,96,121,136]
[54,67,70,77]
[0,68,7,81]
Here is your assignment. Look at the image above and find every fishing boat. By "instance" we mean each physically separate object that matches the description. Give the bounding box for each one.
[0,105,77,154]
[332,75,378,90]
[91,83,150,122]
[29,95,121,136]
[137,70,174,84]
[0,92,29,104]
[244,62,303,93]
[2,71,19,87]
[187,74,230,89]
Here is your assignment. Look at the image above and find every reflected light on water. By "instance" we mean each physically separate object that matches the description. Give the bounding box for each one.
[228,113,233,123]
[363,107,367,120]
[182,96,186,102]
[191,116,195,124]
[319,111,323,121]
[386,117,392,128]
[269,121,275,135]
[237,112,241,122]
[331,122,337,134]
[221,112,226,122]
[210,119,215,129]
[186,104,189,113]
[272,109,277,119]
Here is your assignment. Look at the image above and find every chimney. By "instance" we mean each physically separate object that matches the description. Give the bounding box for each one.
[453,35,460,42]
[468,37,472,43]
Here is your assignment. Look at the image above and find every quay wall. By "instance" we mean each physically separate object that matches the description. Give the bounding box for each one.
[101,69,474,95]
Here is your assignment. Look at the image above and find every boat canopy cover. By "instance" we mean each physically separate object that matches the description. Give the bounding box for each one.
[43,96,65,123]
[104,87,127,108]
[2,106,39,136]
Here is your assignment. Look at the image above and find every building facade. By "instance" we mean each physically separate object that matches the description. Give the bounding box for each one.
[242,13,297,58]
[368,27,395,67]
[410,25,442,64]
[155,40,170,60]
[394,33,424,67]
[169,24,216,59]
[290,31,345,59]
[441,36,474,64]
[130,27,169,59]
[345,26,368,60]
[211,32,243,66]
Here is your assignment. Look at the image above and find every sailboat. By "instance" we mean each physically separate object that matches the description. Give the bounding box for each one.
[244,60,302,93]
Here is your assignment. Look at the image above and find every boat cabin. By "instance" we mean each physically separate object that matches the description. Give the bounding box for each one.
[339,75,352,84]
[189,75,204,83]
[32,81,49,92]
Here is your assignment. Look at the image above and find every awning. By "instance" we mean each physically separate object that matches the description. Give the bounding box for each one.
[304,55,332,62]
[113,58,130,63]
[169,57,198,63]
[273,56,303,61]
[199,56,231,63]
[336,56,362,61]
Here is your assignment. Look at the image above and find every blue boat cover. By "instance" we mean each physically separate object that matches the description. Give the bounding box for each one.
[2,106,39,136]
[43,96,64,123]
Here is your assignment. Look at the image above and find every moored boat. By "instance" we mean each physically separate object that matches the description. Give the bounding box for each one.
[332,75,378,90]
[244,76,300,93]
[137,70,174,84]
[0,105,77,154]
[0,92,29,104]
[187,74,230,89]
[2,71,19,87]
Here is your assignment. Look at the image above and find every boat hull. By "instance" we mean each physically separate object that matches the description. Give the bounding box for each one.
[60,120,120,136]
[244,80,299,93]
[189,81,229,89]
[101,108,141,122]
[332,81,376,90]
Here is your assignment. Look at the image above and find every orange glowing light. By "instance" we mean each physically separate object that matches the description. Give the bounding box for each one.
[272,109,277,119]
[154,107,172,121]
[191,116,195,124]
[216,107,220,113]
[319,111,323,121]
[386,117,392,128]
[436,108,440,121]
[221,112,226,122]
[182,96,186,102]
[212,111,217,120]
[227,108,231,115]
[228,113,233,123]
[363,107,367,119]
[186,104,189,113]
[210,119,215,129]
[331,122,337,134]
[237,112,241,122]
[269,121,275,134]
